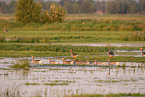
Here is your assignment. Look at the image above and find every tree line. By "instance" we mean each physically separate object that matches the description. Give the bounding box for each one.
[0,0,145,14]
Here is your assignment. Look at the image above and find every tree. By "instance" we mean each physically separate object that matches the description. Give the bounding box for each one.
[15,0,42,23]
[7,0,16,14]
[106,0,138,14]
[106,1,120,14]
[138,0,145,12]
[79,0,95,13]
[95,1,106,12]
[0,2,7,14]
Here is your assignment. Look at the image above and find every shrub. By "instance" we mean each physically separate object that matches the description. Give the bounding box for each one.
[41,3,66,23]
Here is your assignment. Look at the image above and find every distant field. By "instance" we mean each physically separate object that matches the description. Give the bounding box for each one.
[0,14,145,43]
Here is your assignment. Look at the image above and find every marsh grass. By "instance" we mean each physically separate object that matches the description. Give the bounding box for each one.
[0,36,51,43]
[25,82,69,86]
[0,86,21,97]
[121,33,145,41]
[67,93,145,97]
[11,58,30,70]
[43,82,69,86]
[96,79,119,83]
[25,82,40,85]
[0,43,141,53]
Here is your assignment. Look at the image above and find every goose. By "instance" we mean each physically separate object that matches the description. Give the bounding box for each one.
[61,58,71,64]
[31,55,43,63]
[107,45,114,59]
[69,49,78,60]
[90,60,97,65]
[92,60,106,65]
[86,59,99,65]
[4,27,8,33]
[139,48,145,57]
[107,59,120,66]
[48,58,59,64]
[70,59,75,65]
[110,62,120,66]
[78,59,90,65]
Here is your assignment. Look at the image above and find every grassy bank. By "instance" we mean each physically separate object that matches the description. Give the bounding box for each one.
[0,43,142,53]
[1,31,145,43]
[0,43,144,62]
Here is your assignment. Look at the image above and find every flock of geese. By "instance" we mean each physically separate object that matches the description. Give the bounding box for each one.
[31,45,145,66]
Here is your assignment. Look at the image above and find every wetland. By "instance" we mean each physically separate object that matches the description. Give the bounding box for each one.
[1,14,145,96]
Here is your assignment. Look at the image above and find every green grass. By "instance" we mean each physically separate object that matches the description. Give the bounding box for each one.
[1,30,145,43]
[0,43,142,52]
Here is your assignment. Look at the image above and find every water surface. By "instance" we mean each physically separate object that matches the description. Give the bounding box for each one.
[0,58,145,97]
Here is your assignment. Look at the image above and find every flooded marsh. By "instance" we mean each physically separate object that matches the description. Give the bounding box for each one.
[0,58,145,97]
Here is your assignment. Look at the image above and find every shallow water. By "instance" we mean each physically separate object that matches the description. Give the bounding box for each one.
[0,58,145,97]
[53,43,145,47]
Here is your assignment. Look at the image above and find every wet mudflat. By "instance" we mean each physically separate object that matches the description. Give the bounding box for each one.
[0,58,145,97]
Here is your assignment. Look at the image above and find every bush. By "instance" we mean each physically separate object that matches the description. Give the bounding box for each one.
[41,3,66,23]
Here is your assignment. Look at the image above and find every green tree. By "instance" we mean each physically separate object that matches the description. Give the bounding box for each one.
[79,0,95,13]
[15,0,42,23]
[95,1,106,12]
[106,0,138,14]
[7,0,16,14]
[139,0,145,12]
[106,1,120,14]
[0,2,7,13]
